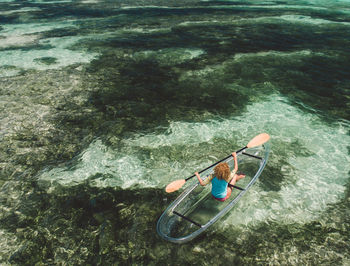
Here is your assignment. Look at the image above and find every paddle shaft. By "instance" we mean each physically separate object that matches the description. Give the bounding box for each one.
[184,146,247,182]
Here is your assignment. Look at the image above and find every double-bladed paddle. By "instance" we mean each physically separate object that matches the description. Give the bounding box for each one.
[165,133,270,193]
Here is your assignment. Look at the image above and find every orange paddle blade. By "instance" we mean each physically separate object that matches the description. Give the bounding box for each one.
[247,133,270,148]
[165,179,186,193]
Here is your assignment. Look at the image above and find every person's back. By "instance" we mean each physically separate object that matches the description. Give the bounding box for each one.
[211,176,229,199]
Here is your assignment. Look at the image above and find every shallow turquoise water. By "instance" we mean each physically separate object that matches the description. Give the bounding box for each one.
[1,0,350,264]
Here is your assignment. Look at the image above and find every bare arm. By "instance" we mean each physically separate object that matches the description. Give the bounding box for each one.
[195,172,206,186]
[232,152,238,173]
[230,152,245,185]
[195,172,213,186]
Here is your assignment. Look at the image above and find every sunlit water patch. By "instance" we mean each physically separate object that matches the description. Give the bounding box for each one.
[0,20,76,52]
[178,13,350,27]
[28,0,72,3]
[0,7,41,15]
[0,20,76,37]
[134,48,205,66]
[38,94,350,227]
[276,14,350,25]
[0,36,98,72]
[224,14,350,28]
[0,20,96,75]
[203,0,347,9]
[223,100,350,228]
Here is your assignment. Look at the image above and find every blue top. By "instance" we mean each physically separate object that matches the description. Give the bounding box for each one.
[211,177,229,198]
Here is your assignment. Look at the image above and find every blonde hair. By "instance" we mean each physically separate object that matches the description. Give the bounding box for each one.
[214,163,231,182]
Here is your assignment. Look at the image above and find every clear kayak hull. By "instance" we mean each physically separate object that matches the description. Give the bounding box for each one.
[157,143,270,243]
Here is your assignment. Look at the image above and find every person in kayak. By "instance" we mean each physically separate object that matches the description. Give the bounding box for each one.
[195,152,245,202]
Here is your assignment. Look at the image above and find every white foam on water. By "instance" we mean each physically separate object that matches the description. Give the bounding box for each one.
[38,94,350,227]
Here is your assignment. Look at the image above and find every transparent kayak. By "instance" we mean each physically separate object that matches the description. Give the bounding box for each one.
[157,142,270,243]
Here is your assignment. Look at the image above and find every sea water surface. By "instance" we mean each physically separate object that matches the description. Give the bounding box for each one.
[1,0,350,264]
